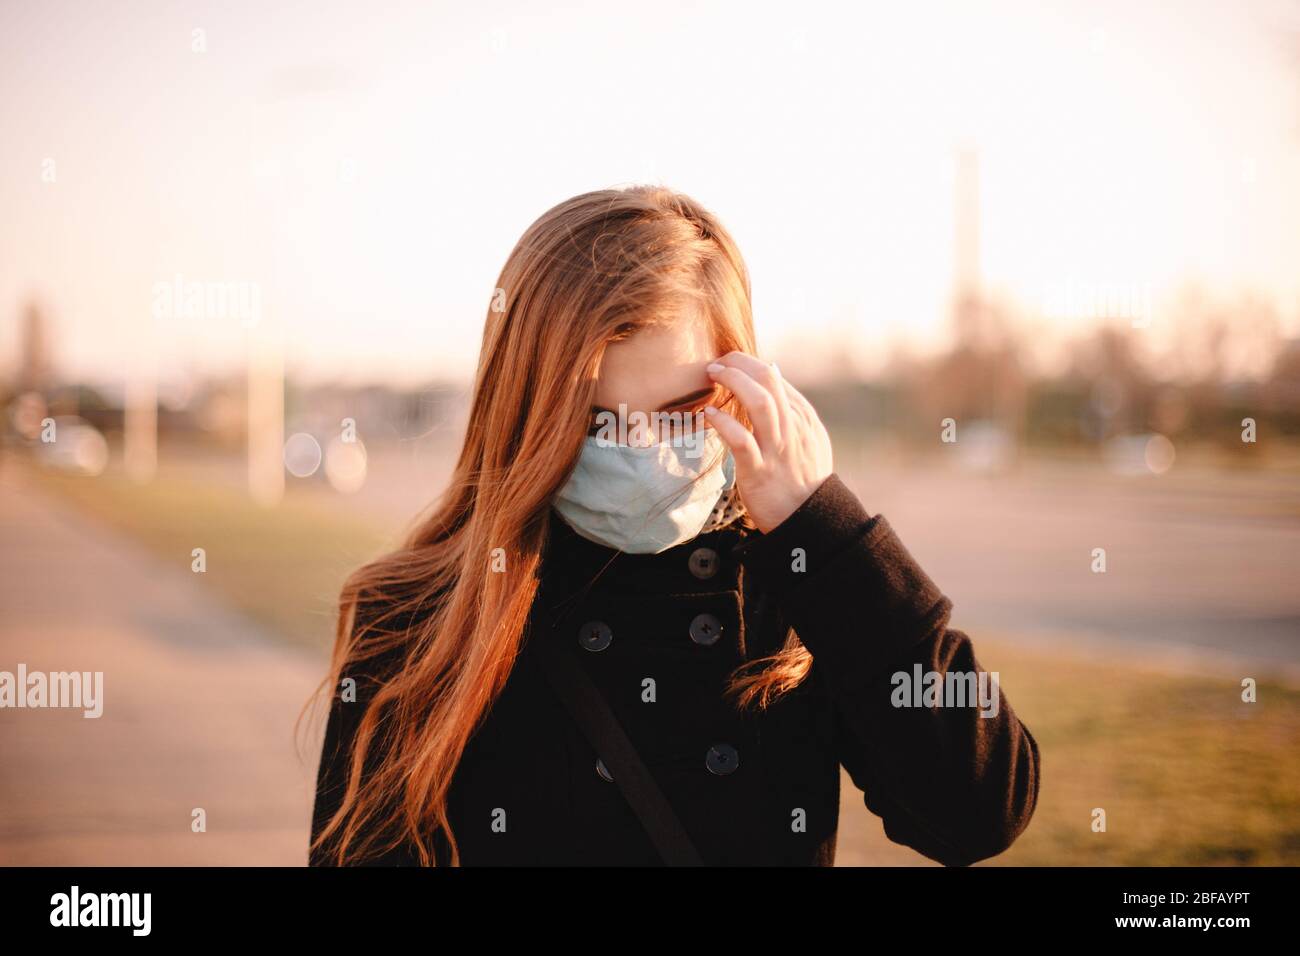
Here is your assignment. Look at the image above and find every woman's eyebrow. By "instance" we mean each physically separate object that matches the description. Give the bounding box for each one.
[590,387,717,416]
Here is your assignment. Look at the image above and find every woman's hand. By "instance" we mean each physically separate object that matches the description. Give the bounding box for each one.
[703,351,834,534]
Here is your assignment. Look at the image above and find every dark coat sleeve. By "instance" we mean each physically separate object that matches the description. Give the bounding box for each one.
[309,608,422,867]
[730,473,1041,866]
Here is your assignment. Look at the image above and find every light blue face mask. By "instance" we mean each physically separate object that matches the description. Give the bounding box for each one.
[553,427,736,554]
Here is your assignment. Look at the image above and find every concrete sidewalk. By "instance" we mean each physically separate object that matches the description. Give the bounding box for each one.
[0,461,329,864]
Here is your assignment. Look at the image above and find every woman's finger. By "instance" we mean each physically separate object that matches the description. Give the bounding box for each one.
[781,379,811,425]
[703,403,762,473]
[706,363,781,451]
[781,378,817,419]
[715,351,794,435]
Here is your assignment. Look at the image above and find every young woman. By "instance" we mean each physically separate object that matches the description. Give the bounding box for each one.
[307,185,1041,866]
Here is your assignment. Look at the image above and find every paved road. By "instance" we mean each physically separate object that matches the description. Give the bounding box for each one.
[849,456,1300,680]
[0,462,327,865]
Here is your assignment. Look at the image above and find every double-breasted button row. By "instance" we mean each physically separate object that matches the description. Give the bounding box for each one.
[595,744,740,781]
[577,613,725,651]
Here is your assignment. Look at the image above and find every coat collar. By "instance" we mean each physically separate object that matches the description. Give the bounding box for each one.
[538,506,750,600]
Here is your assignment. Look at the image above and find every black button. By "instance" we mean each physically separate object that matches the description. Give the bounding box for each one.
[689,612,722,646]
[688,547,719,580]
[705,743,739,775]
[578,620,613,652]
[595,757,614,783]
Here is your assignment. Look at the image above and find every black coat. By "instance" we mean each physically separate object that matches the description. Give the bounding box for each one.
[309,474,1041,866]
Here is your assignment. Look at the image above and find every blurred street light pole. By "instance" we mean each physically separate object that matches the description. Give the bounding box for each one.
[247,327,284,507]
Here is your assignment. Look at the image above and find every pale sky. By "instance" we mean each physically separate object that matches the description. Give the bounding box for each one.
[2,0,1298,390]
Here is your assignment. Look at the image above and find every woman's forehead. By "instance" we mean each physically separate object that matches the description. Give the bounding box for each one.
[593,318,716,413]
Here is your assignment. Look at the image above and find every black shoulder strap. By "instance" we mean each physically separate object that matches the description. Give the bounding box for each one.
[532,632,706,866]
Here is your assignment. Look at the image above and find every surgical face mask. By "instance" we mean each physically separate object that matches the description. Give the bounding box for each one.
[553,427,736,554]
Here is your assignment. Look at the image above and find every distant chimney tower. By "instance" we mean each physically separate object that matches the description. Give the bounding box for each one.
[952,145,983,346]
[18,300,54,394]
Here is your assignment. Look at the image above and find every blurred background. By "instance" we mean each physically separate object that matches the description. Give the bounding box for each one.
[1,0,1298,865]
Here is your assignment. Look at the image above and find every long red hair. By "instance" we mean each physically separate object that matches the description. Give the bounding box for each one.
[304,185,813,865]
